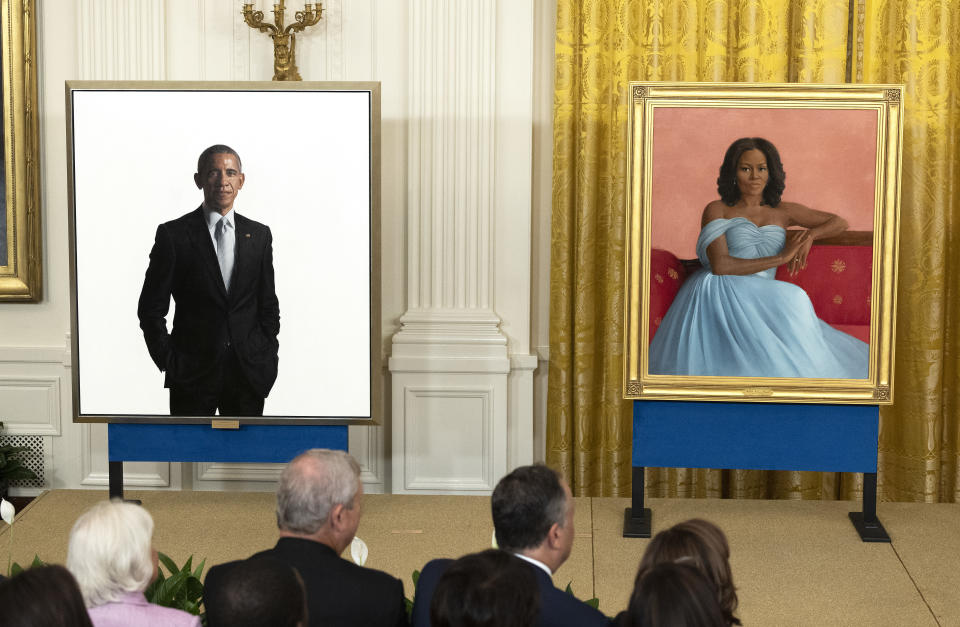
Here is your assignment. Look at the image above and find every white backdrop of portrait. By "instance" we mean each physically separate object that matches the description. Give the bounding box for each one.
[71,89,372,418]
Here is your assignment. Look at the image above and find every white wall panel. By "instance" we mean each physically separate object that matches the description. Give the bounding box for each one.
[0,376,60,435]
[402,384,501,492]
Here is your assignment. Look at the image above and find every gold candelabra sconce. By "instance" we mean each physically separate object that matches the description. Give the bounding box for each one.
[242,1,323,81]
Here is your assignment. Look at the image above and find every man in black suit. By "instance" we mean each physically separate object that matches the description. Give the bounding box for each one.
[137,144,279,416]
[411,464,609,627]
[204,449,408,627]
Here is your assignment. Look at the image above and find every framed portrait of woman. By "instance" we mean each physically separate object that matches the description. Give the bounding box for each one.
[0,0,41,301]
[623,83,902,404]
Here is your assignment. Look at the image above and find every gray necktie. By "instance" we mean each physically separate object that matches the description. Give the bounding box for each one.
[215,217,235,292]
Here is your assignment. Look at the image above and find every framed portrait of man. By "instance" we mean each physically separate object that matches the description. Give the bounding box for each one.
[623,82,902,404]
[0,0,41,301]
[67,82,381,424]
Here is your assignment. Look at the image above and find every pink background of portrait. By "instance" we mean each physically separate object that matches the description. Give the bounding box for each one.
[650,107,878,258]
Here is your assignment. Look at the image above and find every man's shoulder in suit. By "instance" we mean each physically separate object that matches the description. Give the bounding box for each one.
[253,538,407,627]
[411,557,609,627]
[409,558,452,627]
[532,566,610,627]
[234,212,272,235]
[254,538,400,588]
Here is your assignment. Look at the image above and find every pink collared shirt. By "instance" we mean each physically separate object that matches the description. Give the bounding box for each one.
[88,591,201,627]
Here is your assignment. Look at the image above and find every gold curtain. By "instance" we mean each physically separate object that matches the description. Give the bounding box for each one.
[858,0,960,501]
[548,0,960,501]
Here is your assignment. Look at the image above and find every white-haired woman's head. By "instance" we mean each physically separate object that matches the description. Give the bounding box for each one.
[66,499,157,608]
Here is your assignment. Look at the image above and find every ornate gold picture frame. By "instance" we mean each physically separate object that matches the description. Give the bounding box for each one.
[0,0,41,301]
[623,82,902,404]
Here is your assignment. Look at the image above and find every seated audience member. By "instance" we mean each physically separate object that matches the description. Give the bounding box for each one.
[412,464,608,627]
[632,518,739,626]
[430,549,539,627]
[0,564,94,627]
[205,449,407,627]
[205,556,307,627]
[625,562,725,627]
[66,500,200,627]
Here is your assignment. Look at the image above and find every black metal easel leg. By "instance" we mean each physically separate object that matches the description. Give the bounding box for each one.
[108,461,124,500]
[108,461,142,504]
[848,472,890,542]
[623,466,652,538]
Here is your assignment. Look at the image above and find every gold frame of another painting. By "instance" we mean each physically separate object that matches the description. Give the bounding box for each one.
[623,82,902,404]
[0,0,41,301]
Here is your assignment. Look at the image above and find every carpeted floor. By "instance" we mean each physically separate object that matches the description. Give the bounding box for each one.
[2,490,955,625]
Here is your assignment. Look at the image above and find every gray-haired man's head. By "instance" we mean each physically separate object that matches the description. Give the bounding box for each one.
[276,449,361,535]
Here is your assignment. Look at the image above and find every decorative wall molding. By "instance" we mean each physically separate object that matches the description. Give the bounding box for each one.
[77,0,165,80]
[0,376,61,435]
[349,423,383,489]
[79,423,170,487]
[405,0,497,314]
[400,385,501,492]
[0,346,68,364]
[196,462,284,482]
[511,354,539,371]
[195,430,383,489]
[79,469,170,487]
[507,353,537,467]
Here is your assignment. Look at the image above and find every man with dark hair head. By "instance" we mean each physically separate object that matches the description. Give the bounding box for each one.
[204,557,307,627]
[197,144,243,174]
[411,464,608,627]
[137,144,280,416]
[205,449,408,627]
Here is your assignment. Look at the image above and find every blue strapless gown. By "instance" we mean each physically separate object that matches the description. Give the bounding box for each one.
[648,217,869,378]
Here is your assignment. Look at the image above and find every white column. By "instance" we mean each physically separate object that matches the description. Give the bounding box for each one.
[71,0,176,489]
[389,0,535,493]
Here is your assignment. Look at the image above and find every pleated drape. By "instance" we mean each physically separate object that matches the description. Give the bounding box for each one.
[548,0,960,501]
[858,0,960,502]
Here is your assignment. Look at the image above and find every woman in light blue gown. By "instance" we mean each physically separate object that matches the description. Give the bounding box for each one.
[648,137,869,379]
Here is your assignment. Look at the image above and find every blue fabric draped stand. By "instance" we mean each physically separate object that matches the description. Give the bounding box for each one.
[107,423,347,499]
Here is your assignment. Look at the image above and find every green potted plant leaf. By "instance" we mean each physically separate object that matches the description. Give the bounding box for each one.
[0,422,39,500]
[146,552,206,623]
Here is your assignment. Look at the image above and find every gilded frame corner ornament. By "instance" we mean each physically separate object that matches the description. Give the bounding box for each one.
[0,0,42,301]
[622,82,903,405]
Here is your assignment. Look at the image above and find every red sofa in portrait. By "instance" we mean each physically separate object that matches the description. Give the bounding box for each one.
[648,233,873,344]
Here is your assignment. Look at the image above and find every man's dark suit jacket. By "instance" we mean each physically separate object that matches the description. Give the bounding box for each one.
[410,557,609,627]
[137,207,280,399]
[205,538,408,627]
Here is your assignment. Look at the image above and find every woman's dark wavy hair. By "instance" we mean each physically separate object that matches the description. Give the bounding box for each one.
[635,518,740,626]
[716,137,786,207]
[626,562,726,627]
